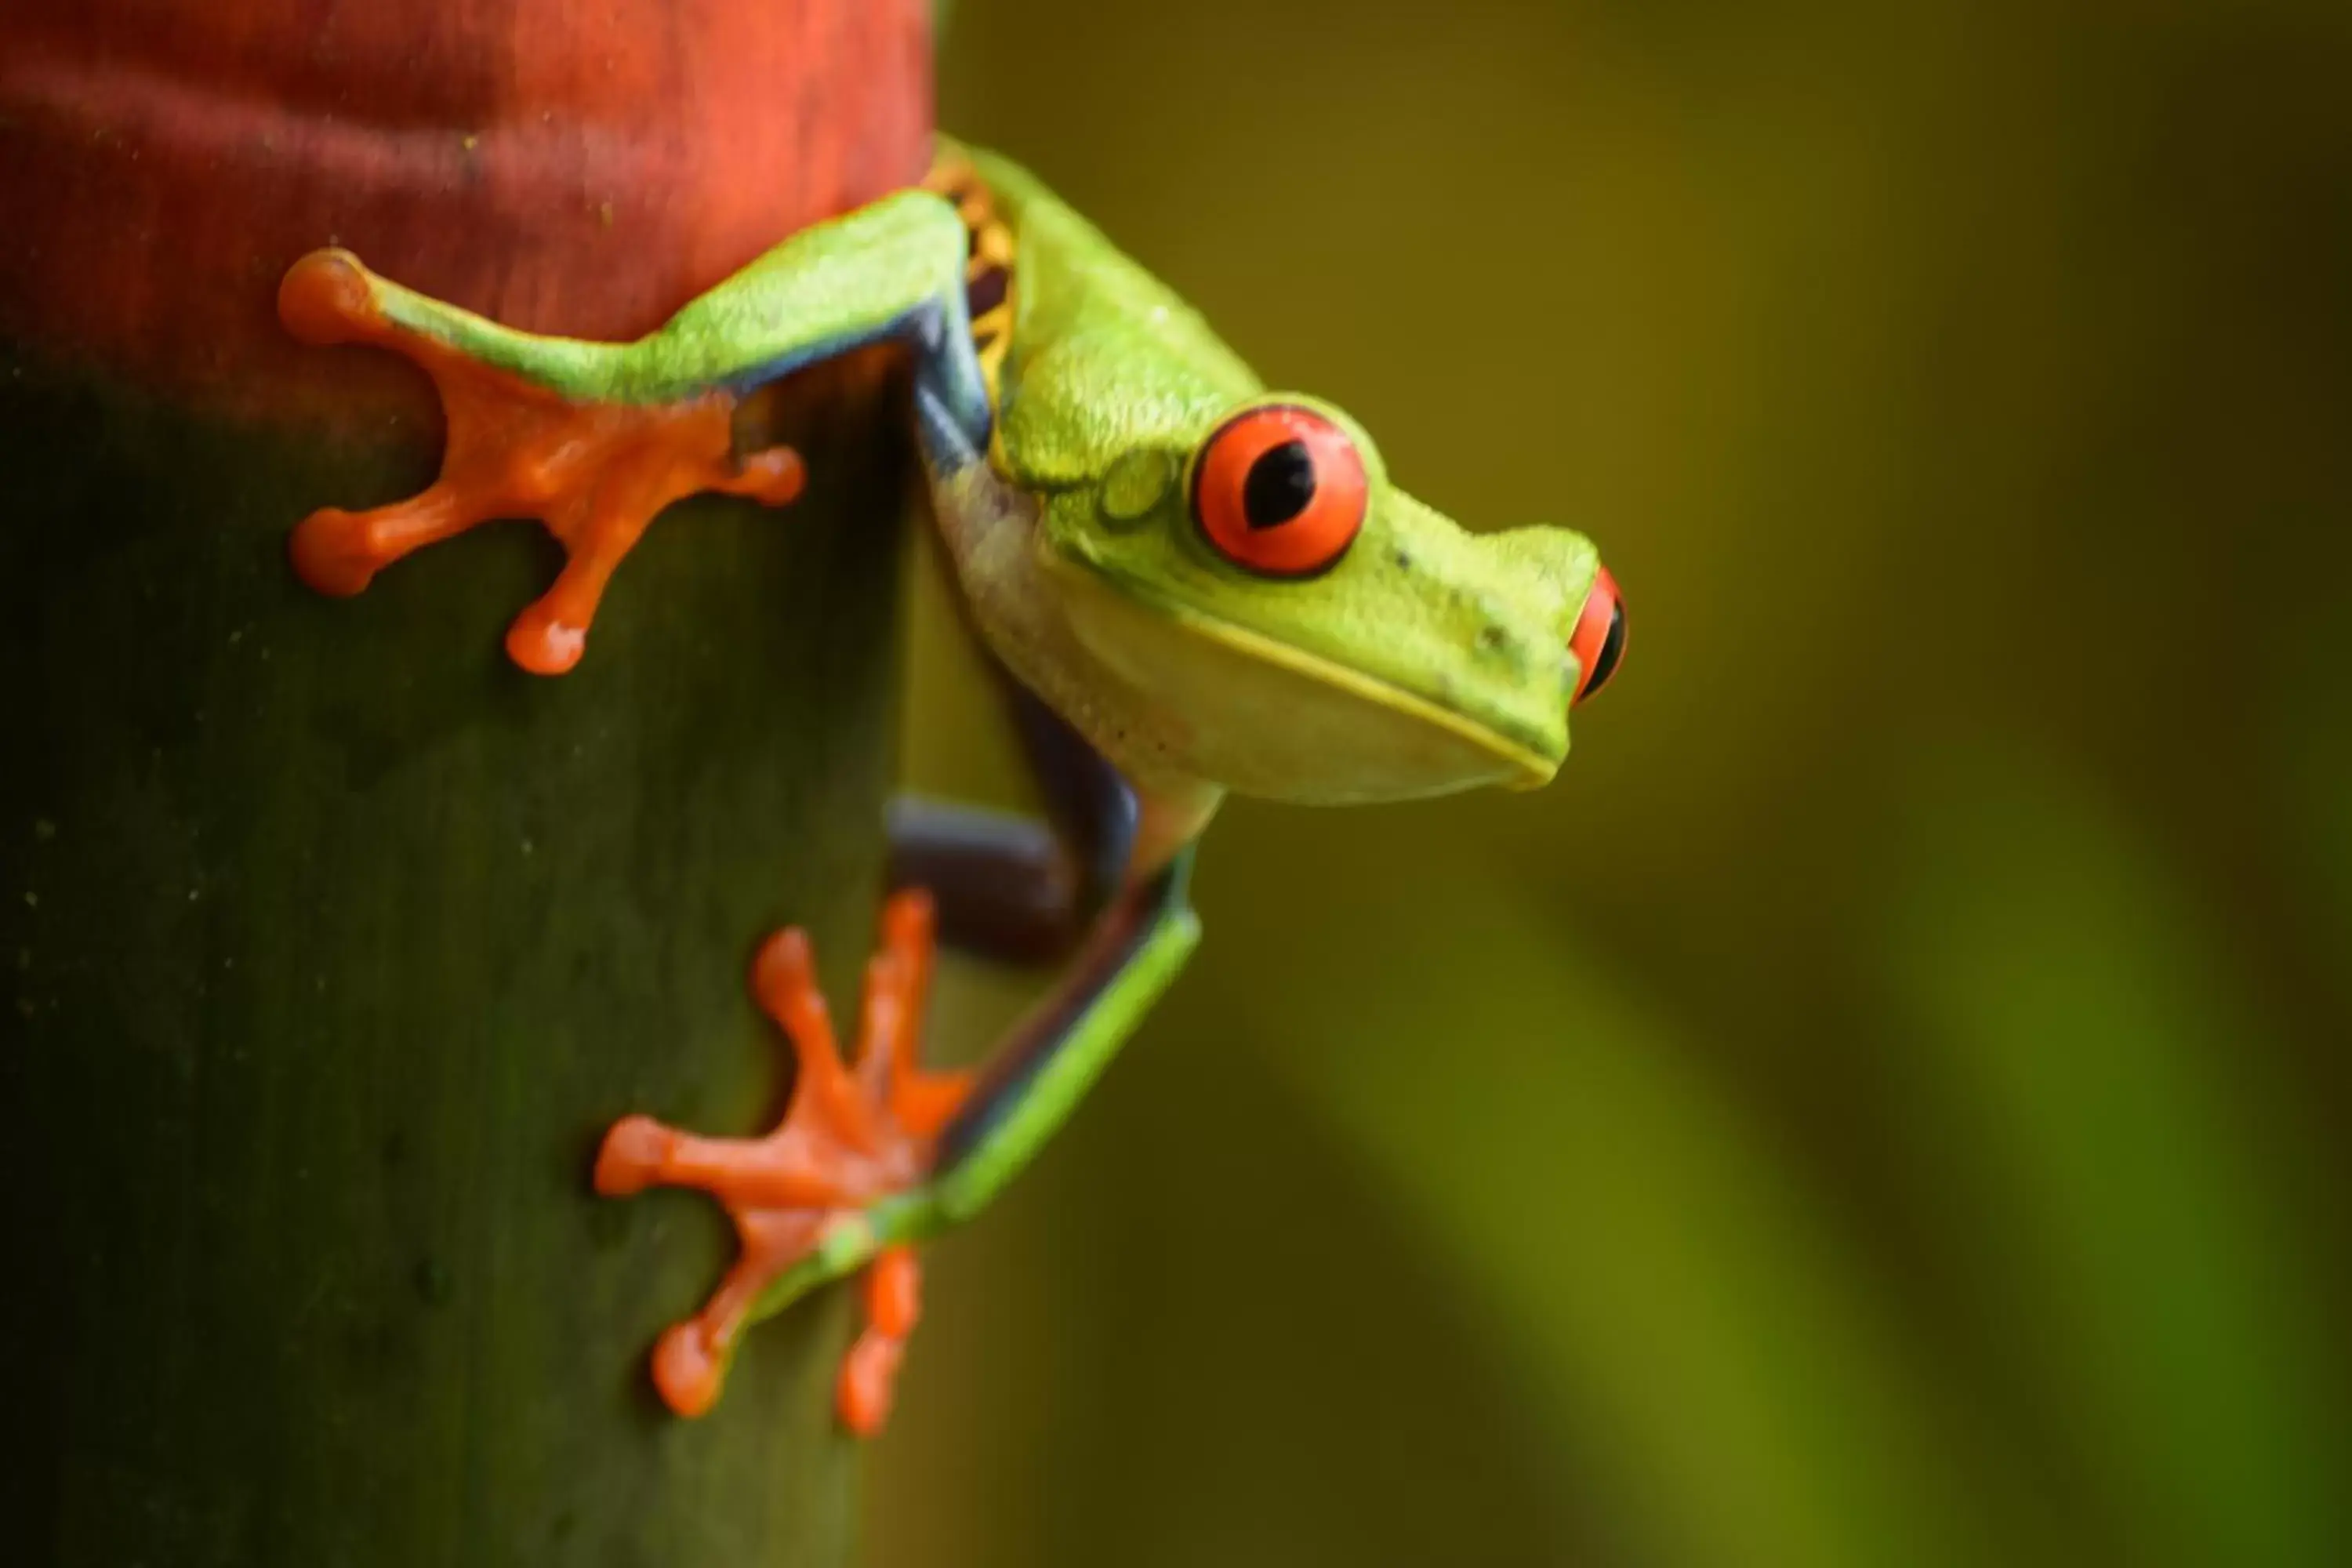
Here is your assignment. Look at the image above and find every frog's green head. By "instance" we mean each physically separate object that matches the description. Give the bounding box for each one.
[1033,395,1624,805]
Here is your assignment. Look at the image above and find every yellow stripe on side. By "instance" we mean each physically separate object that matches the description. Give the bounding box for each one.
[923,147,1018,411]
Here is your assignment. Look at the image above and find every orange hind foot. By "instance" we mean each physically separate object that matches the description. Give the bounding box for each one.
[593,891,971,1430]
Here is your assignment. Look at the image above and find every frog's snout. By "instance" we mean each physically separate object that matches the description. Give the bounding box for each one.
[1569,566,1626,706]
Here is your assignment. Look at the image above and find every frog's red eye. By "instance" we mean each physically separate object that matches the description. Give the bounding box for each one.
[1569,566,1625,705]
[1191,405,1367,577]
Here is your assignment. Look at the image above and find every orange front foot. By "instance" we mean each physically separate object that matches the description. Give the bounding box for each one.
[594,891,971,1430]
[279,249,807,674]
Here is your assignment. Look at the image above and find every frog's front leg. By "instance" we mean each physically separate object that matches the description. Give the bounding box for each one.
[281,251,808,673]
[281,191,981,673]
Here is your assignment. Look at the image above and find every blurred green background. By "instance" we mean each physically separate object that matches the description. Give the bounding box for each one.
[868,2,2352,1563]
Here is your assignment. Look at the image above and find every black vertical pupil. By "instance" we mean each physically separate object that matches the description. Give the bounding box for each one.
[1241,441,1318,529]
[1583,601,1626,698]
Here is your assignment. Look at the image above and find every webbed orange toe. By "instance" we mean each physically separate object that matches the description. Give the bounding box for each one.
[593,1113,673,1196]
[287,506,384,597]
[837,1245,924,1436]
[652,1322,726,1418]
[278,249,382,347]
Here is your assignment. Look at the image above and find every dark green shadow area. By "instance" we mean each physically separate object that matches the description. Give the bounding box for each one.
[0,349,906,1566]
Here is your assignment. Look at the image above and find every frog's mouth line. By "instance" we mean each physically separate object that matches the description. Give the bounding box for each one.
[1085,567,1565,789]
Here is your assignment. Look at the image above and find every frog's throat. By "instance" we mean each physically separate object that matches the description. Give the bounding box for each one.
[1102,578,1563,789]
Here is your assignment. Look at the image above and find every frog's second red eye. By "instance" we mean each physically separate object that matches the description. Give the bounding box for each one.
[1191,405,1367,577]
[1569,566,1626,705]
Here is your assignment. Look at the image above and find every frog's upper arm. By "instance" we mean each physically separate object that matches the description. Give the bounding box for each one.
[628,191,976,402]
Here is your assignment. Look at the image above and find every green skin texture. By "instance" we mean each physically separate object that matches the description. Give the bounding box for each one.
[331,136,1605,1341]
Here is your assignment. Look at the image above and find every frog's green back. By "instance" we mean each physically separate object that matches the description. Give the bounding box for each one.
[954,140,1263,485]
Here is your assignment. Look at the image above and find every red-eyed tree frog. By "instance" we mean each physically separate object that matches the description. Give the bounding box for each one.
[276,138,1627,1436]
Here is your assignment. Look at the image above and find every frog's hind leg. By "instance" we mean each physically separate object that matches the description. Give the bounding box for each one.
[279,249,806,674]
[592,891,971,1426]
